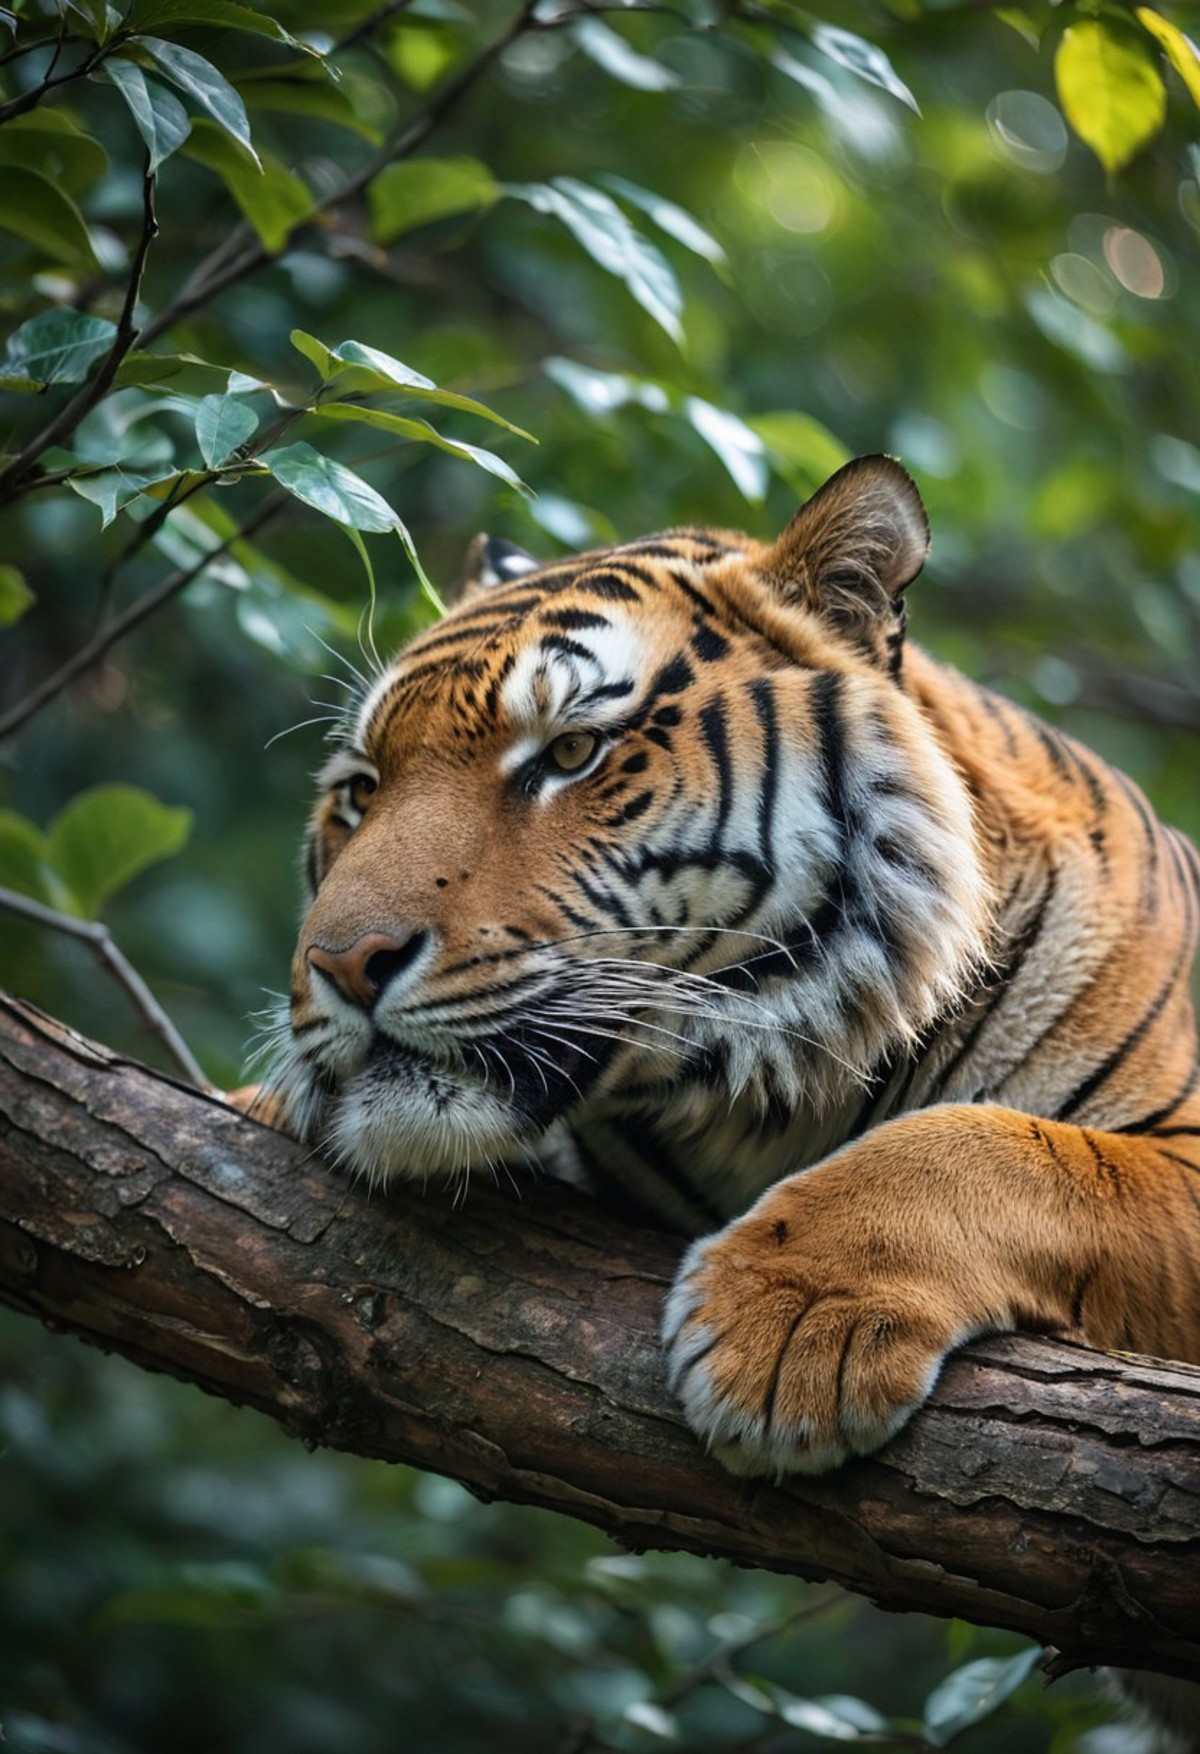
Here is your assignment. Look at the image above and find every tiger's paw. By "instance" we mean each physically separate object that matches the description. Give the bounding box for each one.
[662,1204,982,1479]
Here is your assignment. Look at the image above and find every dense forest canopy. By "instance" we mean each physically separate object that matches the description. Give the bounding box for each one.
[1,2,1198,1750]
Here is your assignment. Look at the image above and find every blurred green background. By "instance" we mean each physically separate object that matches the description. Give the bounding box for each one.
[1,2,1197,1749]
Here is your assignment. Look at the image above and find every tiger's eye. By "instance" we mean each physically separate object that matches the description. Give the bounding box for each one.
[547,731,598,773]
[349,773,377,812]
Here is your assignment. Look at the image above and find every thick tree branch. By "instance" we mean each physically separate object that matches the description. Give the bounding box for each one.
[0,991,1197,1681]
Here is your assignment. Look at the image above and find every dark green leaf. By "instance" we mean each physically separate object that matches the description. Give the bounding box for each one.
[240,72,383,142]
[195,393,259,467]
[137,35,261,165]
[0,811,57,908]
[262,441,404,534]
[290,331,533,437]
[102,58,191,171]
[0,168,101,270]
[46,785,193,920]
[311,402,529,493]
[128,0,314,52]
[3,309,118,387]
[67,466,173,527]
[0,110,109,196]
[922,1648,1042,1748]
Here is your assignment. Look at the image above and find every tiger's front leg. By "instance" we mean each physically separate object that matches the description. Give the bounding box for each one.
[663,1103,1200,1476]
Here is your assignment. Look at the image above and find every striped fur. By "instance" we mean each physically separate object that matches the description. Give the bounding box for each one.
[263,456,1200,1505]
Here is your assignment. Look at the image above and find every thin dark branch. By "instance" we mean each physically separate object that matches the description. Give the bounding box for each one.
[333,0,419,55]
[0,37,109,124]
[0,166,158,507]
[0,490,289,742]
[0,887,207,1087]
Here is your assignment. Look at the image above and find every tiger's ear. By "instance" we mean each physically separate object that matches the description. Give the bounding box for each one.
[762,455,929,671]
[452,533,541,604]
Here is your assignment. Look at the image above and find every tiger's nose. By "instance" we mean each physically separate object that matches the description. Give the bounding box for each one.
[306,929,429,1010]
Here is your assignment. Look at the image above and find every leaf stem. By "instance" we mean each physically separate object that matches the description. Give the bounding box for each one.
[0,884,208,1087]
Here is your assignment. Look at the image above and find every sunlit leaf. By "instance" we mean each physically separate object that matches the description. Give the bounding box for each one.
[810,23,919,114]
[0,565,34,627]
[290,332,533,437]
[2,309,117,387]
[1055,19,1166,174]
[194,394,259,467]
[137,35,261,166]
[102,58,191,170]
[46,785,193,920]
[922,1648,1041,1748]
[262,441,404,533]
[749,411,851,489]
[182,119,312,251]
[543,355,669,415]
[684,397,768,501]
[0,168,101,269]
[368,156,499,244]
[506,177,684,344]
[311,403,530,494]
[1135,8,1200,107]
[600,174,725,263]
[573,18,680,91]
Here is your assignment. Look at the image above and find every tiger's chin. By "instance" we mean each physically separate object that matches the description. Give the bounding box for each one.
[287,1046,545,1188]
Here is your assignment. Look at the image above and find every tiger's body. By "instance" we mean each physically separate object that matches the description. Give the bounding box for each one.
[263,457,1200,1731]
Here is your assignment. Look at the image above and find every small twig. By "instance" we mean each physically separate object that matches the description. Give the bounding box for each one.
[0,490,289,742]
[0,36,109,124]
[0,165,158,507]
[0,885,207,1088]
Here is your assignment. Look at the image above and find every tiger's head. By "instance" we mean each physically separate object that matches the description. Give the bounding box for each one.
[266,456,991,1200]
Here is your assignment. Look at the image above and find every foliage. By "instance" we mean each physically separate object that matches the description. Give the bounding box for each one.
[0,0,1198,1750]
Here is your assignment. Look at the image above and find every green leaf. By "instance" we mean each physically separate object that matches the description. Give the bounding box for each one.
[0,811,56,908]
[922,1648,1041,1748]
[572,18,680,91]
[46,785,192,920]
[137,35,261,166]
[241,73,383,142]
[311,402,529,493]
[0,168,101,270]
[290,331,533,437]
[194,393,259,467]
[2,309,118,387]
[1135,7,1200,107]
[128,0,313,52]
[1055,19,1167,174]
[600,175,725,264]
[182,119,312,251]
[809,23,919,114]
[0,565,34,627]
[543,355,669,416]
[0,110,108,197]
[67,465,173,527]
[368,156,499,244]
[102,58,191,171]
[748,411,851,490]
[506,177,683,344]
[262,441,405,534]
[683,397,767,501]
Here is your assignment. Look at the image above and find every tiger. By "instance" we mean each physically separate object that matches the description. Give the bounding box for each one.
[256,453,1200,1743]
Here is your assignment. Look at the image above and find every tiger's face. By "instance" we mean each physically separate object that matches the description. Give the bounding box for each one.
[269,457,990,1197]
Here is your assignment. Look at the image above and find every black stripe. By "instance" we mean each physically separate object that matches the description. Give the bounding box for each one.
[749,677,779,869]
[698,698,732,840]
[1111,1054,1200,1135]
[1054,943,1193,1121]
[932,875,1056,1100]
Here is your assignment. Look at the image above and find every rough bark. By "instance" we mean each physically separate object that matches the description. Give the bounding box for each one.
[1,992,1198,1680]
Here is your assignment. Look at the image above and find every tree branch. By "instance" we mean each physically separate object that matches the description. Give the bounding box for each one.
[1,993,1197,1681]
